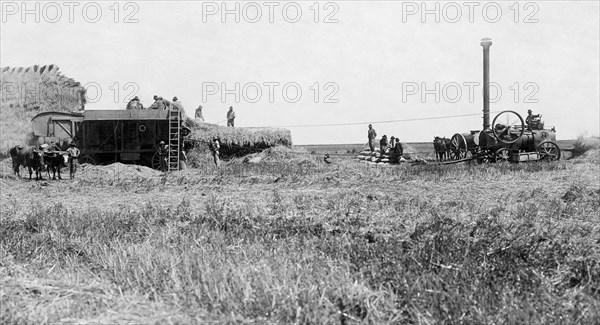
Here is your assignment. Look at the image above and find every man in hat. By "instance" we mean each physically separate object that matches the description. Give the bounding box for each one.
[526,109,541,129]
[367,124,377,152]
[210,138,220,167]
[126,96,143,110]
[172,96,184,110]
[379,135,388,156]
[227,106,236,127]
[149,95,165,110]
[157,140,168,172]
[160,97,173,110]
[195,105,204,122]
[66,141,80,180]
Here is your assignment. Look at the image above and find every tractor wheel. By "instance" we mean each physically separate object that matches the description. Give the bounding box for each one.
[495,148,511,162]
[492,110,525,144]
[537,141,561,161]
[449,133,468,160]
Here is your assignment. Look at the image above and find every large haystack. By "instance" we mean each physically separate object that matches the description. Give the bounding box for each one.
[186,118,292,159]
[0,65,86,154]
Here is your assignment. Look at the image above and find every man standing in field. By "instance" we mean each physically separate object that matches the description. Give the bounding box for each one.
[66,142,80,180]
[367,124,377,152]
[211,138,220,167]
[157,141,168,172]
[227,106,236,127]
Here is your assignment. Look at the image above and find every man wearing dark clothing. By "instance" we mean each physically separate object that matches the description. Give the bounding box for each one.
[367,124,377,152]
[227,106,236,127]
[379,135,388,155]
[210,138,221,167]
[157,141,168,172]
[394,138,403,156]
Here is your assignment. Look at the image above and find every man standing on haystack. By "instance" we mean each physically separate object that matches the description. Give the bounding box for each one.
[367,124,377,152]
[195,105,204,122]
[227,106,236,127]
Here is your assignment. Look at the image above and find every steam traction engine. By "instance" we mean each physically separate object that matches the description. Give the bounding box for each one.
[447,38,561,163]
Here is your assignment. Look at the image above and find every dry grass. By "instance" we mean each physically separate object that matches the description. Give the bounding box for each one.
[0,151,599,324]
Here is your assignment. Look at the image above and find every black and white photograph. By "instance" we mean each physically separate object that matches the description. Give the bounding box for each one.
[1,0,599,323]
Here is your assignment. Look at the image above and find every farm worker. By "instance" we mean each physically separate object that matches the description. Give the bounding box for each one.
[227,106,236,127]
[195,105,204,122]
[160,97,173,110]
[157,141,168,172]
[149,95,165,110]
[126,96,143,110]
[210,138,220,167]
[389,136,396,150]
[66,142,80,180]
[171,97,188,119]
[379,135,388,155]
[526,109,540,129]
[394,138,404,156]
[172,97,183,110]
[324,154,333,164]
[367,124,377,152]
[179,149,187,170]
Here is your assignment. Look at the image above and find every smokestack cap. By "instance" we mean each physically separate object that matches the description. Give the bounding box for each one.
[481,37,492,48]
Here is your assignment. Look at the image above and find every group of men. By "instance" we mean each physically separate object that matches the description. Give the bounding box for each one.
[128,97,237,128]
[127,95,185,111]
[155,137,221,172]
[367,124,404,156]
[194,105,236,127]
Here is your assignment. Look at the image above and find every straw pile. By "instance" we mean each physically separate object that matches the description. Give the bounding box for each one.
[187,119,292,147]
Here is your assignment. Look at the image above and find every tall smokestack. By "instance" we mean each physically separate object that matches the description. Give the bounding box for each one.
[481,37,492,130]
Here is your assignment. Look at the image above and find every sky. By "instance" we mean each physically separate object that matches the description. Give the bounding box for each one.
[1,0,599,144]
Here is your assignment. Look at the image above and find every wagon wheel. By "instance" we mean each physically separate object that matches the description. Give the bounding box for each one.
[476,149,494,164]
[492,110,525,144]
[449,133,468,160]
[151,152,164,170]
[495,148,511,162]
[537,141,561,161]
[78,155,96,165]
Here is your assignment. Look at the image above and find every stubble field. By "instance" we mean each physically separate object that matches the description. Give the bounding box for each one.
[1,146,599,324]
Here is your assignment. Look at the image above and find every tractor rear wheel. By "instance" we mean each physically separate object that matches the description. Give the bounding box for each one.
[538,141,561,161]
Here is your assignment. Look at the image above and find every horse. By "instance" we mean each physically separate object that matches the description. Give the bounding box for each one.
[433,136,451,161]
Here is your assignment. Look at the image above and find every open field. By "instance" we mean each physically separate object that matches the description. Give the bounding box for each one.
[1,147,599,324]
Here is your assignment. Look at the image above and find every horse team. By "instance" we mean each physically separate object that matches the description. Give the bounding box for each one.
[433,136,451,162]
[9,145,70,180]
